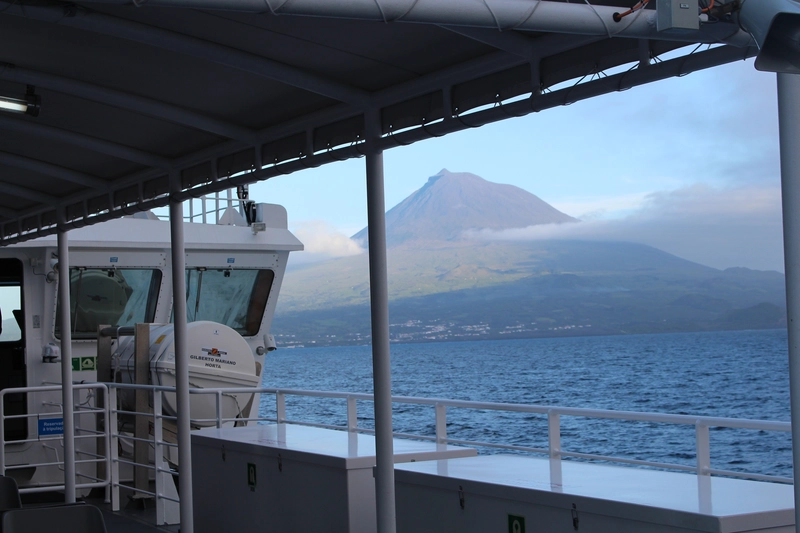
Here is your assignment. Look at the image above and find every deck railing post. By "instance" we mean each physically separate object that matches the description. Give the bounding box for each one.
[548,409,564,490]
[695,421,711,475]
[547,410,561,459]
[276,392,286,423]
[109,386,121,511]
[347,396,358,431]
[0,391,5,475]
[435,404,447,445]
[216,391,223,428]
[153,391,167,526]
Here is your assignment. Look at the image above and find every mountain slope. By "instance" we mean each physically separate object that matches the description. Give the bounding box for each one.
[273,170,786,347]
[274,240,786,346]
[352,169,577,246]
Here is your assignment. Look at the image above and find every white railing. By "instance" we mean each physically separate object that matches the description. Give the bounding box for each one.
[187,386,793,484]
[106,383,181,526]
[0,383,793,528]
[185,190,239,224]
[152,190,241,224]
[0,383,110,495]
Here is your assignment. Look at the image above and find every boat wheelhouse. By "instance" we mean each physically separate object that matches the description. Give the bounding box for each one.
[0,203,301,490]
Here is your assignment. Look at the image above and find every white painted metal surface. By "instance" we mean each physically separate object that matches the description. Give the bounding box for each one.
[777,71,800,533]
[191,424,477,533]
[394,455,795,533]
[116,322,260,426]
[0,383,110,495]
[0,202,302,505]
[169,198,194,533]
[366,137,396,533]
[246,387,792,483]
[57,227,76,503]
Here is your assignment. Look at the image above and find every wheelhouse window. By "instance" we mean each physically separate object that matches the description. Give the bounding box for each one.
[56,268,161,339]
[185,269,274,336]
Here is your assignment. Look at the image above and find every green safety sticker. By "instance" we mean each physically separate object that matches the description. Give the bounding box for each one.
[72,357,97,371]
[247,463,257,492]
[508,514,525,533]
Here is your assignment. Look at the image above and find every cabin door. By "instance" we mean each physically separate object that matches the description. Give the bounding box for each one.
[0,258,27,441]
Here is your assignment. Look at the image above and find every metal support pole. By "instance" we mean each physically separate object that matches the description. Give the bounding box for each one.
[777,72,800,532]
[133,323,150,496]
[95,324,111,496]
[365,132,396,533]
[169,194,194,533]
[57,220,76,503]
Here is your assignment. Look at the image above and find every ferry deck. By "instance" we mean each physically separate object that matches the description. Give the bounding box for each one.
[1,1,800,532]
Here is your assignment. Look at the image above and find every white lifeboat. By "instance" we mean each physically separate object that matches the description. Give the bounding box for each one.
[116,321,260,427]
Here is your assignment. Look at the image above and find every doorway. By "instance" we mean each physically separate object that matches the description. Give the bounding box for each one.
[0,258,27,441]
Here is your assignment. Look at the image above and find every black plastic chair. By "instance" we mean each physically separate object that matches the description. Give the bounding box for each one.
[0,477,21,512]
[1,504,107,533]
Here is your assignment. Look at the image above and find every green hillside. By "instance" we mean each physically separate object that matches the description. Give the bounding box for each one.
[272,240,786,347]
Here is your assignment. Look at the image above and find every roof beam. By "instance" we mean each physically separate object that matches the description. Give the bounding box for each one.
[0,180,59,205]
[37,32,673,209]
[5,4,370,107]
[0,206,19,219]
[79,0,753,47]
[0,45,756,244]
[75,50,527,191]
[0,152,110,190]
[0,65,257,144]
[440,27,602,61]
[373,33,601,108]
[439,26,540,59]
[142,46,759,207]
[379,45,758,148]
[0,115,172,170]
[49,50,536,198]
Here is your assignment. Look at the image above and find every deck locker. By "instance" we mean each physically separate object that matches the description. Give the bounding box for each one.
[394,455,795,533]
[191,424,476,533]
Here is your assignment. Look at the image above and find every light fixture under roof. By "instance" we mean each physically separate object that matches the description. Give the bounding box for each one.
[0,85,40,117]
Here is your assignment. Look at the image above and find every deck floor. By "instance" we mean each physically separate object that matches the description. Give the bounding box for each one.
[22,491,180,533]
[95,499,180,533]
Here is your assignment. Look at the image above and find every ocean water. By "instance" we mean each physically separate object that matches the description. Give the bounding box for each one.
[259,329,793,479]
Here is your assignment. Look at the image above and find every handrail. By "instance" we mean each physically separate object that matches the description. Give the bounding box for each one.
[0,383,111,495]
[185,190,238,224]
[174,385,791,432]
[1,381,792,531]
[181,385,793,483]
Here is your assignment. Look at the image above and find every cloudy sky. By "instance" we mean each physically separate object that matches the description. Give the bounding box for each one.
[250,57,785,272]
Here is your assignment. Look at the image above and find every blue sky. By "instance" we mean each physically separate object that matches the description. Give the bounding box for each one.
[249,57,785,272]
